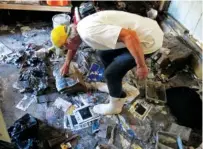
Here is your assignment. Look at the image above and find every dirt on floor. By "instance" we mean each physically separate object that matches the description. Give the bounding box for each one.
[0,21,202,149]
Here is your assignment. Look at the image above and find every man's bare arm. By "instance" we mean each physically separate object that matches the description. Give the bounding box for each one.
[118,28,148,79]
[66,34,82,62]
[65,49,77,66]
[119,28,146,67]
[60,35,82,76]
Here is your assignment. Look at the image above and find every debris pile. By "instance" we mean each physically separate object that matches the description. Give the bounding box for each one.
[3,44,53,95]
[0,23,202,149]
[19,57,50,95]
[53,63,87,94]
[154,34,193,80]
[8,113,80,149]
[74,43,102,76]
[8,114,39,149]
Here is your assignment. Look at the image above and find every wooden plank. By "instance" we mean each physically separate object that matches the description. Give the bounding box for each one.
[0,3,71,12]
[0,109,11,143]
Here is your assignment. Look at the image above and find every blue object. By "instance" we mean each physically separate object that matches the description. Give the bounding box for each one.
[91,120,100,134]
[53,69,77,92]
[177,136,183,149]
[127,129,136,139]
[87,63,104,82]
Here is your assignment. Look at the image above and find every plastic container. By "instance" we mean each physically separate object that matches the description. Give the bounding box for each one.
[136,79,146,98]
[145,80,167,104]
[52,13,71,28]
[155,131,183,149]
[47,0,70,6]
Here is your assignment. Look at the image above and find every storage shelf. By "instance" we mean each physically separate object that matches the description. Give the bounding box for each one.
[0,3,71,12]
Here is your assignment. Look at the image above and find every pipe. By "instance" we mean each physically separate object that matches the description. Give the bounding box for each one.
[159,0,166,11]
[74,7,80,25]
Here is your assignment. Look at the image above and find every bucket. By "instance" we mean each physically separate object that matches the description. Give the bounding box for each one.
[52,13,71,28]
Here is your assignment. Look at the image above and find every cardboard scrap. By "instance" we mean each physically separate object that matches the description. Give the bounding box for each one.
[66,105,76,115]
[16,94,36,111]
[60,142,72,149]
[168,123,192,141]
[53,97,72,112]
[0,25,8,31]
[53,62,87,94]
[20,26,31,32]
[118,115,131,131]
[97,124,111,139]
[64,114,91,131]
[131,144,142,149]
[108,125,116,145]
[12,82,22,90]
[129,100,152,120]
[156,131,183,149]
[0,42,13,57]
[120,134,131,149]
[122,83,140,103]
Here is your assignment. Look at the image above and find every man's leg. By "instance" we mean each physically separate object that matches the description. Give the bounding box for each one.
[96,48,129,68]
[91,49,133,94]
[89,49,131,93]
[93,49,136,115]
[104,51,136,97]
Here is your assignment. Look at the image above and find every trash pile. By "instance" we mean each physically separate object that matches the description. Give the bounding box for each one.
[53,63,87,94]
[19,58,50,95]
[3,44,54,95]
[6,113,80,149]
[8,114,39,149]
[74,43,103,76]
[0,22,202,149]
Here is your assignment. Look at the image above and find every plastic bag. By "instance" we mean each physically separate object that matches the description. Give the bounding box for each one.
[8,114,38,149]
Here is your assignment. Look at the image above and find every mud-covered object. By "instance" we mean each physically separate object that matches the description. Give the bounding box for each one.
[166,87,202,130]
[87,63,105,82]
[74,42,102,75]
[53,63,87,95]
[2,44,52,95]
[0,140,15,149]
[2,50,26,67]
[151,34,194,78]
[79,1,96,18]
[0,78,4,101]
[95,1,160,17]
[19,57,50,95]
[8,114,39,149]
[2,43,41,66]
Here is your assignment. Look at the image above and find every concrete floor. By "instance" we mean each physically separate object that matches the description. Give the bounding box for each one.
[0,19,200,127]
[0,21,202,149]
[0,23,53,127]
[0,23,111,149]
[0,64,24,127]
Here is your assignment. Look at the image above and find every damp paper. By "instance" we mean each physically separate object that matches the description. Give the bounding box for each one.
[16,94,36,111]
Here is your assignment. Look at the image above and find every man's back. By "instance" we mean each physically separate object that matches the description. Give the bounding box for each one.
[77,10,163,54]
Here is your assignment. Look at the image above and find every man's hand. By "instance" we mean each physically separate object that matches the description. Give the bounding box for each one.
[136,65,149,80]
[119,28,148,80]
[60,63,69,76]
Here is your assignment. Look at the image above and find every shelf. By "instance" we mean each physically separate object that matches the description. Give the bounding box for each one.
[0,3,71,12]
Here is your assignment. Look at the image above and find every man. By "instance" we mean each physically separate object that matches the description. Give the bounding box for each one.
[51,10,163,115]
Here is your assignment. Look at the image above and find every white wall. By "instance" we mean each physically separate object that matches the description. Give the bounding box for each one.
[168,0,203,43]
